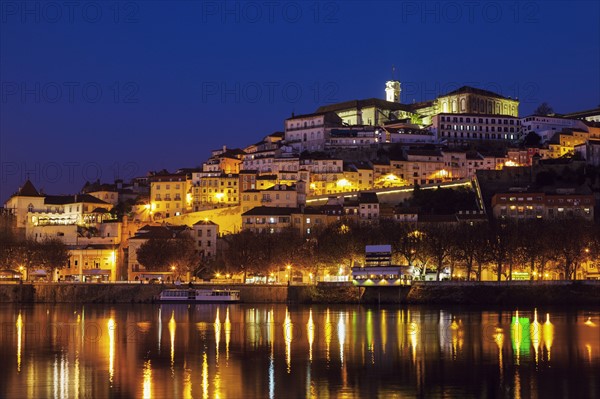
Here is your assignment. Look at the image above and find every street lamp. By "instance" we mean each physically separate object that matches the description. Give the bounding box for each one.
[286,264,291,285]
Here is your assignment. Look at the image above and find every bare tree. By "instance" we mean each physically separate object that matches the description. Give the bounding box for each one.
[534,102,554,116]
[453,222,488,281]
[421,224,455,281]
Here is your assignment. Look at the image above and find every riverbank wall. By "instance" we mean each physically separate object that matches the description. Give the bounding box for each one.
[1,281,599,306]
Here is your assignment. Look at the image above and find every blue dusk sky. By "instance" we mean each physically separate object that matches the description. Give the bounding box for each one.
[1,1,599,201]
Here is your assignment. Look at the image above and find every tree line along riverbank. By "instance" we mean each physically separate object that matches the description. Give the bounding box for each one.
[1,281,599,306]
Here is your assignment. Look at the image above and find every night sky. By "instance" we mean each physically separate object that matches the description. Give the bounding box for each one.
[1,1,599,201]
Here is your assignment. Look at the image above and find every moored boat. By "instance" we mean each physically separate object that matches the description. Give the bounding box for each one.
[159,288,240,302]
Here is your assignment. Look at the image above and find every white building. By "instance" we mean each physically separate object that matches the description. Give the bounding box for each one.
[432,113,521,145]
[284,112,343,152]
[520,115,588,142]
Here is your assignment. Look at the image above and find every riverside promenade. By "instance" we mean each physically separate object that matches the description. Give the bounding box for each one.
[1,280,600,306]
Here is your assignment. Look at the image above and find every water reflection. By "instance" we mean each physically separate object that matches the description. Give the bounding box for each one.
[108,318,115,384]
[142,359,151,399]
[16,312,22,372]
[1,305,599,398]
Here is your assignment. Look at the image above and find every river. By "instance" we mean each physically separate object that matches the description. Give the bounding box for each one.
[0,304,598,398]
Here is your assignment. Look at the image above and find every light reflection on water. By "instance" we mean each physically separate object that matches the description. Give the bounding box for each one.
[0,304,599,398]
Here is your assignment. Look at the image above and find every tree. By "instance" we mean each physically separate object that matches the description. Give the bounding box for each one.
[221,230,262,282]
[523,132,542,147]
[421,224,455,281]
[393,224,423,268]
[453,222,488,281]
[136,238,175,271]
[488,221,517,281]
[36,238,70,275]
[534,102,554,116]
[136,234,200,279]
[170,234,201,278]
[514,220,551,280]
[551,220,591,280]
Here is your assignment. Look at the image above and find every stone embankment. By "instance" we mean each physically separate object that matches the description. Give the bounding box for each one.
[1,281,599,306]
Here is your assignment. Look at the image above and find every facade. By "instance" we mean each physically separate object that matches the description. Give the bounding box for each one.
[325,126,382,149]
[574,139,600,166]
[520,115,588,142]
[61,244,119,282]
[197,173,240,208]
[562,107,600,123]
[240,184,298,213]
[150,173,188,219]
[431,86,519,117]
[316,98,417,126]
[491,190,594,221]
[127,224,191,281]
[390,150,448,186]
[432,113,521,145]
[352,245,411,286]
[192,220,219,259]
[284,112,343,152]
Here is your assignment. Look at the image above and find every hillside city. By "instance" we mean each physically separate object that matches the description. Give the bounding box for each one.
[2,81,600,284]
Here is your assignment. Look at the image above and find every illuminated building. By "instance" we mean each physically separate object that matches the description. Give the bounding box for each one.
[432,113,521,145]
[62,245,119,282]
[4,180,114,234]
[198,173,240,209]
[192,219,219,260]
[325,126,382,149]
[492,189,595,221]
[562,106,600,123]
[239,170,258,191]
[284,111,344,152]
[520,115,588,142]
[429,86,518,117]
[202,146,244,174]
[352,245,411,286]
[315,99,417,127]
[127,224,192,281]
[240,184,299,213]
[255,174,278,190]
[242,133,283,172]
[389,149,447,186]
[149,173,187,219]
[538,129,589,159]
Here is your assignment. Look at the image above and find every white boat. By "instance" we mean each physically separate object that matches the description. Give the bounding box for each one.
[159,288,240,302]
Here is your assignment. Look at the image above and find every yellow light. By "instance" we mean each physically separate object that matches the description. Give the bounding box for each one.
[215,193,225,200]
[144,204,150,210]
[336,178,351,188]
[225,273,230,278]
[108,318,115,384]
[286,264,291,270]
[215,272,221,278]
[171,266,176,271]
[143,360,152,399]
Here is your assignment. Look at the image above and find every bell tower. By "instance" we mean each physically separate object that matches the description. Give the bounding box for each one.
[385,66,401,103]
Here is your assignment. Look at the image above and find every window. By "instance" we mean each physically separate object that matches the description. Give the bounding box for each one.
[198,230,203,237]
